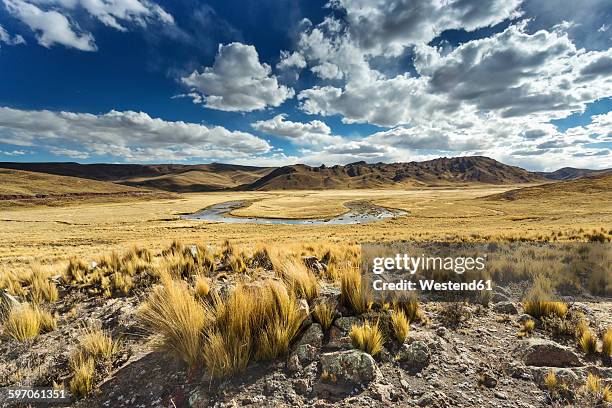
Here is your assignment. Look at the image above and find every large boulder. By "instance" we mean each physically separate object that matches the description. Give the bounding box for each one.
[518,338,581,367]
[320,350,380,386]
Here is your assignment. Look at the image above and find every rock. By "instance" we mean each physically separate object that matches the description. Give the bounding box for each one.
[0,290,20,310]
[435,326,447,338]
[397,341,430,367]
[517,314,533,324]
[410,331,445,353]
[334,316,361,332]
[286,353,301,373]
[519,338,581,367]
[295,344,318,364]
[320,350,380,386]
[492,292,510,303]
[302,256,326,275]
[298,299,310,319]
[293,378,311,394]
[327,326,352,350]
[400,379,410,390]
[494,391,508,400]
[492,301,518,314]
[370,383,393,401]
[417,391,449,407]
[480,372,497,388]
[530,367,581,389]
[297,323,323,348]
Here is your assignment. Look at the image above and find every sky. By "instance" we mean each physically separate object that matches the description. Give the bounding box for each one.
[0,0,611,171]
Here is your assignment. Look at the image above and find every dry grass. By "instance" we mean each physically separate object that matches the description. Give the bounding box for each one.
[392,294,421,322]
[3,303,56,341]
[202,280,305,378]
[26,266,59,303]
[139,277,208,367]
[349,321,383,356]
[69,354,95,398]
[544,370,558,392]
[579,329,598,354]
[340,267,372,315]
[523,299,568,319]
[602,328,612,357]
[583,373,612,403]
[312,301,335,331]
[275,258,319,301]
[193,275,210,299]
[390,309,409,343]
[79,328,120,361]
[519,319,535,337]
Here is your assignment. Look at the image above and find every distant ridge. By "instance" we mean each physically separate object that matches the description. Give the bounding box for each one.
[238,156,545,190]
[1,156,606,192]
[537,167,612,181]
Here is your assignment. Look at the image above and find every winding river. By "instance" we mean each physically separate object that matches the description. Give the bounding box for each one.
[182,200,406,225]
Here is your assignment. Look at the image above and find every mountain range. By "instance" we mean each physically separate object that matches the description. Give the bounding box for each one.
[0,156,610,193]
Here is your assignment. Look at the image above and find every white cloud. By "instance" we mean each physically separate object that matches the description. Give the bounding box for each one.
[0,106,271,162]
[252,114,343,146]
[4,0,97,51]
[0,149,27,156]
[328,0,523,56]
[181,42,295,112]
[311,62,343,79]
[276,50,306,70]
[0,24,25,46]
[3,0,173,50]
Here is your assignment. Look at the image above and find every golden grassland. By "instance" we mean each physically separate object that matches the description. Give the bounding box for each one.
[0,184,610,275]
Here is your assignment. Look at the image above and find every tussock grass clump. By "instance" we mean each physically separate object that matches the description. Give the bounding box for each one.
[602,328,612,357]
[519,319,535,337]
[203,280,305,379]
[392,294,421,322]
[340,267,372,315]
[579,329,598,354]
[275,258,319,301]
[544,370,558,392]
[193,275,210,299]
[523,299,568,319]
[26,266,59,303]
[3,303,56,341]
[69,354,95,398]
[110,272,133,296]
[583,373,612,403]
[349,321,383,356]
[64,257,89,284]
[140,278,208,367]
[250,244,273,270]
[79,328,120,361]
[226,253,247,274]
[390,309,409,343]
[312,301,335,331]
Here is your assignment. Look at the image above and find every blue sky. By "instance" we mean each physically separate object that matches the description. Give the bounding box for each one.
[0,0,611,170]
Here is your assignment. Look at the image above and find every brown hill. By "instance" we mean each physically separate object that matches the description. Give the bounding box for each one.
[485,173,612,201]
[0,162,273,192]
[0,168,146,197]
[241,156,546,190]
[537,167,612,180]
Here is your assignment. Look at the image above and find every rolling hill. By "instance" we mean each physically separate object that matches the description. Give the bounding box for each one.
[0,162,273,192]
[0,168,150,199]
[2,156,607,192]
[485,173,612,201]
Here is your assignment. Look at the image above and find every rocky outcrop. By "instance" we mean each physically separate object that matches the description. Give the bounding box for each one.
[518,338,581,367]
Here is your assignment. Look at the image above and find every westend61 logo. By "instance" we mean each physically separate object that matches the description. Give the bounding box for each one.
[362,242,611,302]
[369,252,492,293]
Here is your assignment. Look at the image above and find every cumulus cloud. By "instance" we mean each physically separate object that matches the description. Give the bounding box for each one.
[252,114,343,146]
[0,24,25,46]
[328,0,523,56]
[0,106,271,162]
[181,42,295,112]
[3,0,173,50]
[0,149,27,156]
